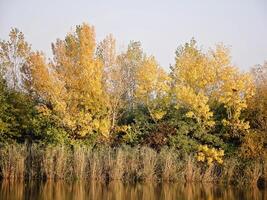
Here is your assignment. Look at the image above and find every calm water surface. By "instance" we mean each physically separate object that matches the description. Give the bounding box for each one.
[0,180,266,200]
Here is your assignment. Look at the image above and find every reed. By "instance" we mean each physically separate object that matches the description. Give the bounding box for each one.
[123,146,140,182]
[72,146,87,179]
[88,146,108,181]
[0,144,26,179]
[158,148,178,181]
[109,148,125,180]
[243,161,262,185]
[140,147,157,181]
[0,143,266,186]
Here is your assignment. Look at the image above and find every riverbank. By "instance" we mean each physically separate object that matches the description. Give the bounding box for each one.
[0,144,265,186]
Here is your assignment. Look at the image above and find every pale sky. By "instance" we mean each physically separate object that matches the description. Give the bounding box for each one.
[0,0,266,71]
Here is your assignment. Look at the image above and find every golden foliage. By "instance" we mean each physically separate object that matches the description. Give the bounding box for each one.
[28,24,110,138]
[197,145,224,165]
[172,39,255,134]
[172,39,216,128]
[135,56,170,121]
[175,86,215,127]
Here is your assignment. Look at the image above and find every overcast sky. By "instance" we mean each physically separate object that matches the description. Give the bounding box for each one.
[0,0,266,71]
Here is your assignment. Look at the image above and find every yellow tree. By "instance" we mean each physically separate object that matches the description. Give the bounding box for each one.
[44,23,110,138]
[210,45,255,137]
[26,52,55,99]
[26,51,65,133]
[135,56,170,121]
[172,39,254,138]
[172,39,215,129]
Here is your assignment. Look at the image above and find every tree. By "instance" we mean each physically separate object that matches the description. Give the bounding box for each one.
[171,39,215,129]
[0,28,38,144]
[210,45,254,139]
[96,34,116,87]
[31,23,111,138]
[240,61,267,158]
[26,51,56,100]
[96,34,121,129]
[0,75,35,144]
[0,28,31,91]
[117,41,144,109]
[249,61,267,131]
[171,39,254,145]
[135,56,170,121]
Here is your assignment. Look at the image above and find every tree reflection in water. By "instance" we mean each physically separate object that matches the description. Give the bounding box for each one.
[0,180,266,200]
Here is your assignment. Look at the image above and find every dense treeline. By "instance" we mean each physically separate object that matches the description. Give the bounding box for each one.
[0,23,266,183]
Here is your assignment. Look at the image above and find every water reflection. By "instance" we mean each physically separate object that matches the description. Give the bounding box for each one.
[0,180,266,200]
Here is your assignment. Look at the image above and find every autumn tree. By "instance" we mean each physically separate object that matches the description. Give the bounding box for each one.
[171,39,254,146]
[239,61,267,158]
[210,45,254,139]
[25,52,53,99]
[135,56,170,122]
[27,24,110,139]
[171,39,215,129]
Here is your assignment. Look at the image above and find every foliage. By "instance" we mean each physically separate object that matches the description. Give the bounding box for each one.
[0,77,35,144]
[171,39,215,129]
[197,145,224,165]
[135,56,170,122]
[0,24,265,165]
[239,130,265,159]
[171,39,255,152]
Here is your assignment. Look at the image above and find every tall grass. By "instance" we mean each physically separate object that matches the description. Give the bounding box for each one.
[0,144,26,179]
[158,148,177,181]
[42,145,69,179]
[140,147,157,181]
[0,143,266,186]
[109,148,125,180]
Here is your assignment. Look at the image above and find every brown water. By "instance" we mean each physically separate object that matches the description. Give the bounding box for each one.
[0,180,266,200]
